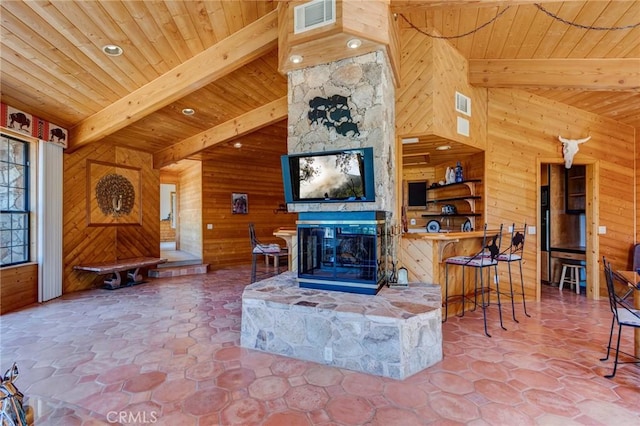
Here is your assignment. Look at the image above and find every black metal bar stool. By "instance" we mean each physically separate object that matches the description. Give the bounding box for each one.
[495,223,531,322]
[444,223,505,337]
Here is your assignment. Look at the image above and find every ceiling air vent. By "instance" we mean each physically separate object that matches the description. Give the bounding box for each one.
[294,0,336,34]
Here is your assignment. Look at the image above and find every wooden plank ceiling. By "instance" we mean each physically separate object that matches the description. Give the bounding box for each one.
[1,1,638,170]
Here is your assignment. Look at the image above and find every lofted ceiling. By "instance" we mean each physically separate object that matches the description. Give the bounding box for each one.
[1,0,638,169]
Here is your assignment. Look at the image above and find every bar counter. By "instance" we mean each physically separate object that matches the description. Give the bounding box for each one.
[401,231,492,316]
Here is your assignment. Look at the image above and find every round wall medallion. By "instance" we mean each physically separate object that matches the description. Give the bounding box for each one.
[96,173,135,217]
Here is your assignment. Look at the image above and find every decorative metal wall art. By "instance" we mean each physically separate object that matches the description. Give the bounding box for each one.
[308,95,360,137]
[95,173,135,217]
[87,160,142,226]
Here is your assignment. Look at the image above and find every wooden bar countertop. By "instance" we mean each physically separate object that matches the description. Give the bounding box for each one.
[402,230,486,240]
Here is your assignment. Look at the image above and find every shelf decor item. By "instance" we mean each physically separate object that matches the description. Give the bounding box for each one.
[455,161,464,183]
[426,220,441,233]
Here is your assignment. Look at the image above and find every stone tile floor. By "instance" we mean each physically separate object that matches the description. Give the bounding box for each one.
[1,265,639,425]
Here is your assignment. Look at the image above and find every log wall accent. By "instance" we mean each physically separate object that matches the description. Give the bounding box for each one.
[201,136,296,269]
[0,263,38,314]
[63,144,159,292]
[176,161,202,258]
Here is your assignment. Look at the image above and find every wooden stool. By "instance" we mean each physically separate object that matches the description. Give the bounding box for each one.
[559,264,584,294]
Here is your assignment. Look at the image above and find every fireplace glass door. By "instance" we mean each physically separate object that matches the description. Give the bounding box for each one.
[297,212,387,295]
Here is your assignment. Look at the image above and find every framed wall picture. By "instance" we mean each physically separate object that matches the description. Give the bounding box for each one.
[87,160,142,226]
[232,193,248,214]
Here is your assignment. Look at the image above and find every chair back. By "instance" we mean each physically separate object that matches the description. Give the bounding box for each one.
[633,244,640,271]
[249,223,259,249]
[481,223,504,261]
[499,223,526,261]
[602,257,618,317]
[603,257,640,325]
[249,223,282,254]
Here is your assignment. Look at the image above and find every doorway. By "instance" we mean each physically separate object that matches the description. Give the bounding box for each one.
[159,183,199,265]
[538,160,599,300]
[160,183,178,251]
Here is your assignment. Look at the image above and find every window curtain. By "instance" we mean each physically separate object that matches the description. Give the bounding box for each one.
[37,141,63,301]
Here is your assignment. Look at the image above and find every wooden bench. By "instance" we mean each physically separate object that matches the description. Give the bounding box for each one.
[74,257,167,289]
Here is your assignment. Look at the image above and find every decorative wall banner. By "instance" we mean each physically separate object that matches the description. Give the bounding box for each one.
[0,102,68,148]
[87,160,142,226]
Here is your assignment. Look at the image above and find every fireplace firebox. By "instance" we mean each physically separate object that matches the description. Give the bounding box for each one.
[297,211,388,295]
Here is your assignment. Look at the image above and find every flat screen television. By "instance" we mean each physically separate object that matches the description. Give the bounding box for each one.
[281,147,375,203]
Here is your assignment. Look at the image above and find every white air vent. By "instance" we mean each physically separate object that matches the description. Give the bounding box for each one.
[455,91,471,116]
[294,0,336,34]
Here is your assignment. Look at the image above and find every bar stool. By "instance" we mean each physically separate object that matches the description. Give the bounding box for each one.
[495,223,531,322]
[444,223,505,337]
[559,263,584,294]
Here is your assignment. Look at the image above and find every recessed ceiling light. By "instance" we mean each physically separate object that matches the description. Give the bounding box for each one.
[346,38,362,49]
[401,137,419,144]
[233,142,243,149]
[181,108,195,116]
[289,54,303,64]
[436,145,452,151]
[102,44,123,56]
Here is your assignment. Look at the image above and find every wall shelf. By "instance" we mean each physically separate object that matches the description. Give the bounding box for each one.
[422,213,481,217]
[426,195,481,204]
[417,179,482,231]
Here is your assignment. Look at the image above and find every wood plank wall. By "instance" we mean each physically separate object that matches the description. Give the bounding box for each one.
[396,30,487,150]
[115,148,160,259]
[0,264,37,314]
[396,30,434,135]
[397,27,636,300]
[63,144,160,292]
[200,134,296,269]
[431,34,487,149]
[176,161,202,258]
[486,88,635,296]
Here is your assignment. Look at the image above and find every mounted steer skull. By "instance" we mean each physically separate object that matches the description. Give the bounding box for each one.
[558,135,591,169]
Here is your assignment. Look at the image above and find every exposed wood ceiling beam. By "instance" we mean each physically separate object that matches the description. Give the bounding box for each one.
[67,9,279,153]
[153,96,288,169]
[390,0,585,11]
[469,59,640,91]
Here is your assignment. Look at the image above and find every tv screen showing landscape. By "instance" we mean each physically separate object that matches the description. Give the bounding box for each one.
[281,147,375,203]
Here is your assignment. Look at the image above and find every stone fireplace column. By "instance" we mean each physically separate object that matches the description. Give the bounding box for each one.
[286,50,396,215]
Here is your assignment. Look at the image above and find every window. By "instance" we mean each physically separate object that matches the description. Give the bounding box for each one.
[0,134,30,266]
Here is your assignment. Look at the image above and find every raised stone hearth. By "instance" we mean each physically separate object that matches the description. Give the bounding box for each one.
[241,272,442,380]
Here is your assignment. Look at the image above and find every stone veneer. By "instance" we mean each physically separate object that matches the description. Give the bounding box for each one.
[241,272,442,380]
[286,51,396,214]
